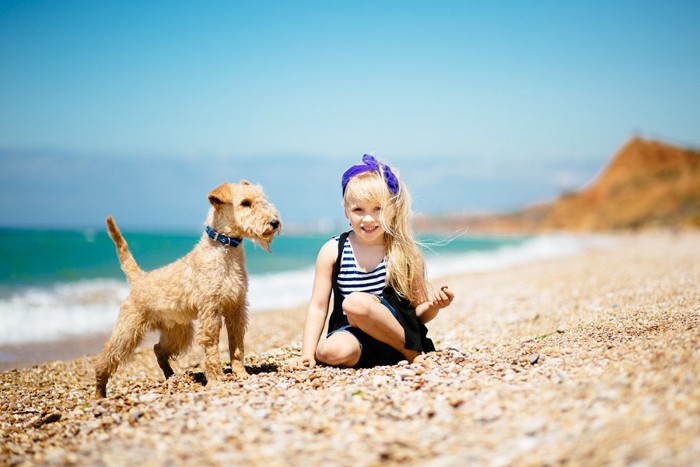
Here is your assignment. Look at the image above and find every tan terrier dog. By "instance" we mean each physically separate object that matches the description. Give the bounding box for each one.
[95,181,281,398]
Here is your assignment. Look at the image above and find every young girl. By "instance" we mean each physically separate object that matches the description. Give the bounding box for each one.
[296,154,454,369]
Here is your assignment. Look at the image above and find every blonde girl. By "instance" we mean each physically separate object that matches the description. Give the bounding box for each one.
[296,154,454,368]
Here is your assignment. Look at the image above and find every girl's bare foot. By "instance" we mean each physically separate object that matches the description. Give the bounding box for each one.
[412,353,427,365]
[402,349,422,363]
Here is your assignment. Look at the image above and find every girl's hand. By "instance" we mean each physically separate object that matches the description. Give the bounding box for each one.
[415,286,454,324]
[289,355,316,369]
[430,286,454,310]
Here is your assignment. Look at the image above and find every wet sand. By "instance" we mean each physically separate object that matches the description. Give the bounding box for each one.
[0,333,112,372]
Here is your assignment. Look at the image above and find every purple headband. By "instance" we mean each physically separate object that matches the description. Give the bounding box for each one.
[341,154,399,195]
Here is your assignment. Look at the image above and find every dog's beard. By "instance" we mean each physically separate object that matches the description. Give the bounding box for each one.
[256,226,280,252]
[257,234,274,252]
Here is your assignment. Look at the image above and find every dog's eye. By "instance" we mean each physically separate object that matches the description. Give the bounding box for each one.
[240,200,252,207]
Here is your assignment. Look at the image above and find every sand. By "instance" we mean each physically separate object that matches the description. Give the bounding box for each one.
[1,230,698,466]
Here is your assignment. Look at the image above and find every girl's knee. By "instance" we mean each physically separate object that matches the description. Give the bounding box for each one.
[316,335,360,366]
[343,292,374,324]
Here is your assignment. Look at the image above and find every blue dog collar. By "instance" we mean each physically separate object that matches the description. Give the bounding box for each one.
[205,226,242,248]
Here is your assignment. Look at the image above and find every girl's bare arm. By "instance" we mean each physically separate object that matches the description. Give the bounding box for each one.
[297,240,337,367]
[415,286,454,324]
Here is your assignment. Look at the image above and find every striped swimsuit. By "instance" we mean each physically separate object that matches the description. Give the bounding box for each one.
[327,231,435,364]
[335,235,386,297]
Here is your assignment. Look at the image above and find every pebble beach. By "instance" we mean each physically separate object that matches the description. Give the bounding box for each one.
[1,230,699,466]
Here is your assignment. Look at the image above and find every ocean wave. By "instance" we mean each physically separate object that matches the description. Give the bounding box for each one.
[0,280,129,345]
[0,234,611,345]
[424,234,606,278]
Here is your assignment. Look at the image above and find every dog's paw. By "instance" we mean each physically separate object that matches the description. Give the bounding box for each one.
[204,370,224,386]
[229,361,249,379]
[230,368,249,380]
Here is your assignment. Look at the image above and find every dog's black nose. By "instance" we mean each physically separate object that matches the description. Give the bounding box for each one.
[270,219,280,229]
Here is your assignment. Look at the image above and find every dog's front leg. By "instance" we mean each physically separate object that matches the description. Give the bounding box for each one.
[196,308,225,385]
[224,303,249,379]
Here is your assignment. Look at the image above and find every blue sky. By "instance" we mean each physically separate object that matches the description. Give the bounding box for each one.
[1,1,699,230]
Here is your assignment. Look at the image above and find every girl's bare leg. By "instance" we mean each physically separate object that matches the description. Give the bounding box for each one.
[315,331,361,367]
[343,292,421,362]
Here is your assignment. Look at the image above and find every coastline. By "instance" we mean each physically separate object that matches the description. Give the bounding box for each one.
[1,230,698,465]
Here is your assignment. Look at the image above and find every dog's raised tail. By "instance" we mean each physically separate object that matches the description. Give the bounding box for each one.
[106,216,144,283]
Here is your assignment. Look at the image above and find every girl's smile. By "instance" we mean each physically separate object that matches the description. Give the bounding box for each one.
[346,199,385,243]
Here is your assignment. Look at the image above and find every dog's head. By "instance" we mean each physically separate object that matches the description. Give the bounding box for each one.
[207,180,282,251]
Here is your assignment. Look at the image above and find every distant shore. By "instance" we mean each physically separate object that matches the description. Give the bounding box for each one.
[2,230,698,465]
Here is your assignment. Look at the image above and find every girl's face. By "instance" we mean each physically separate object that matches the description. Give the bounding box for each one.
[345,197,385,244]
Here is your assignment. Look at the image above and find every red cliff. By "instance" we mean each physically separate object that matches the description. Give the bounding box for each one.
[542,137,700,230]
[416,137,700,232]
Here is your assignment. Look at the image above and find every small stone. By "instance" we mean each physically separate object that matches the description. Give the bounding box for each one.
[29,412,62,428]
[448,396,465,408]
[529,353,540,365]
[522,417,546,435]
[474,405,503,423]
[128,411,145,425]
[372,375,391,387]
[138,393,159,403]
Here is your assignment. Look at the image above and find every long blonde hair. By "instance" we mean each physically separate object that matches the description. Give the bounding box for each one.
[343,167,427,303]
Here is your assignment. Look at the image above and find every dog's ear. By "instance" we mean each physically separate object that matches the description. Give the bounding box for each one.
[239,179,251,186]
[208,183,232,207]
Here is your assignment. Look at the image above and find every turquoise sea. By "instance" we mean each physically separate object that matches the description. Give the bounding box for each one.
[0,228,588,346]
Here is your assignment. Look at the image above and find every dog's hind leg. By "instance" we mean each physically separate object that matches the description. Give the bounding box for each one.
[95,304,149,398]
[153,323,194,379]
[224,302,249,379]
